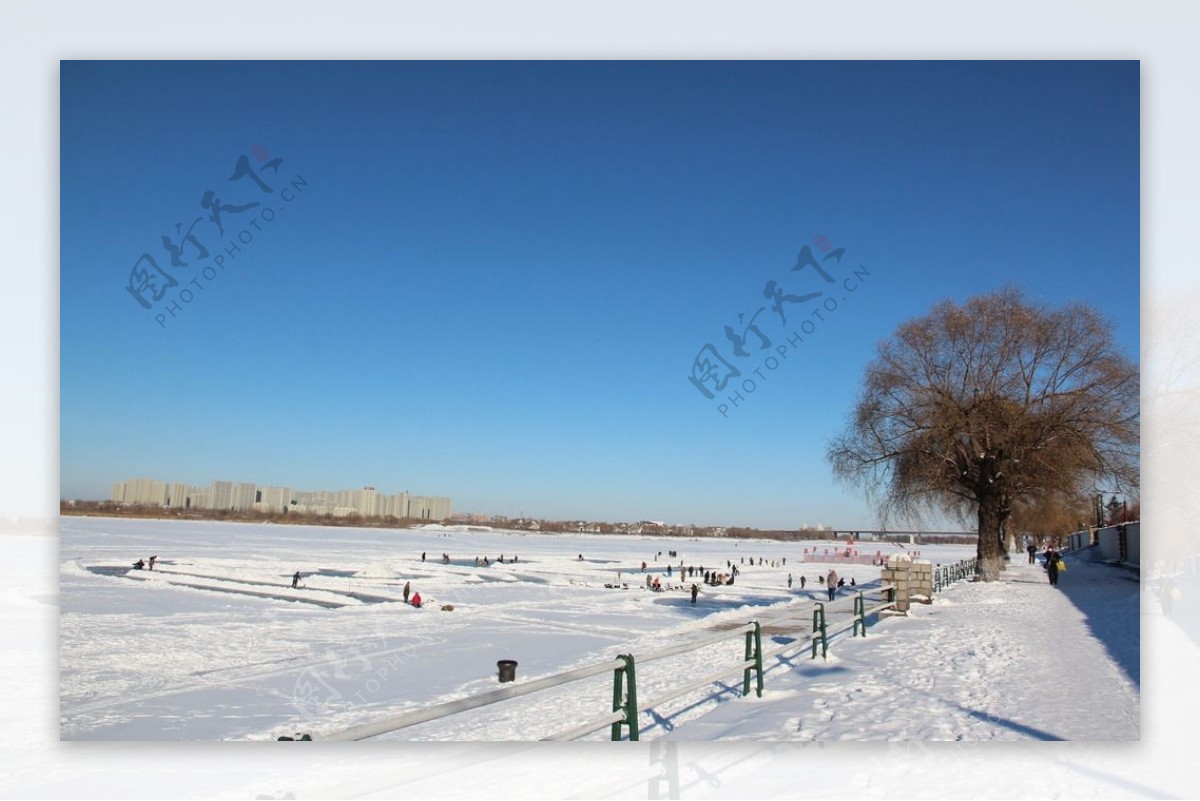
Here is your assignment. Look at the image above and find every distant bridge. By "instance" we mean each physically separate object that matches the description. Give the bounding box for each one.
[831,530,978,543]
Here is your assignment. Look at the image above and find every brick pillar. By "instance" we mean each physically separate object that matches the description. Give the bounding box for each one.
[910,560,933,604]
[884,554,913,612]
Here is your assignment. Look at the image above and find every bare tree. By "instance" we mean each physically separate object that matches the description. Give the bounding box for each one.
[828,288,1139,581]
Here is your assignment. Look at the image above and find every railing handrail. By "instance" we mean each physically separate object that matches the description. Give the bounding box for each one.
[321,656,626,741]
[305,584,901,743]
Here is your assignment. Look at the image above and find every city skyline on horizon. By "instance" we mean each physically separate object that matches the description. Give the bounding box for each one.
[104,473,452,521]
[60,61,1140,531]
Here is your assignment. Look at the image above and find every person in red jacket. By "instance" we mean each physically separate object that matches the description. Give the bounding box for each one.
[410,592,422,608]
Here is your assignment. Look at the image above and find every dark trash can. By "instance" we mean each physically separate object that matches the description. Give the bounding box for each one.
[497,660,518,683]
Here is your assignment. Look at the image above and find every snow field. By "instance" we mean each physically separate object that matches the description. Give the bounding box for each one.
[60,516,970,741]
[58,516,1139,745]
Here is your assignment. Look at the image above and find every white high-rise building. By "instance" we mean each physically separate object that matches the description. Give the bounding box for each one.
[426,496,452,521]
[122,477,167,505]
[109,476,449,520]
[190,487,212,509]
[210,480,233,510]
[232,482,257,511]
[381,491,409,518]
[256,486,291,513]
[407,496,427,519]
[350,488,379,517]
[167,482,189,508]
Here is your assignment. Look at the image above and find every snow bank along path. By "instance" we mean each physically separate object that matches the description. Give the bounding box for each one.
[667,554,1139,741]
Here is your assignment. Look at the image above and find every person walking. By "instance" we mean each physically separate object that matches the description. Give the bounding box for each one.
[826,569,838,602]
[291,571,300,589]
[1046,549,1060,586]
[1026,543,1037,564]
[403,581,411,603]
[690,583,699,605]
[800,575,806,590]
[787,573,793,589]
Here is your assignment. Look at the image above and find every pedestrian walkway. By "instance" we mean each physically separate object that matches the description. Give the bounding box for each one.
[665,558,1140,741]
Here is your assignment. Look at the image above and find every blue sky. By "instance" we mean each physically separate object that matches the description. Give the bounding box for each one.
[60,61,1139,529]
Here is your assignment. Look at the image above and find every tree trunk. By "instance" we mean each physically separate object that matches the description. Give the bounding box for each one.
[976,498,1005,581]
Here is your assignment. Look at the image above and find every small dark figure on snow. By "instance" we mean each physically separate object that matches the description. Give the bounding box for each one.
[800,575,807,589]
[421,552,426,562]
[787,573,793,589]
[291,571,300,589]
[690,584,699,604]
[403,581,411,603]
[133,558,145,570]
[148,555,157,570]
[1027,543,1038,564]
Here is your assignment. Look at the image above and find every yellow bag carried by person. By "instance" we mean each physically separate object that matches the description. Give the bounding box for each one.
[1056,559,1066,571]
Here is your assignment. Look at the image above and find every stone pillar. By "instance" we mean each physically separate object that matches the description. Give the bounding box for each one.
[882,554,912,613]
[910,560,933,604]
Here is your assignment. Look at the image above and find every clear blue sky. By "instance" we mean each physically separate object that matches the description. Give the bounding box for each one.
[60,60,1139,529]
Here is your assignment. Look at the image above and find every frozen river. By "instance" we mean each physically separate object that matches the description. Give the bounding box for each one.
[59,516,975,741]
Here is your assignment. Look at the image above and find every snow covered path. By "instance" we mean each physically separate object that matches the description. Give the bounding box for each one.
[666,557,1140,741]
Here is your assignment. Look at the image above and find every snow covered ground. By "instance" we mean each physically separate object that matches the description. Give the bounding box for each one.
[58,516,1137,747]
[0,517,1192,797]
[667,555,1139,741]
[60,516,946,742]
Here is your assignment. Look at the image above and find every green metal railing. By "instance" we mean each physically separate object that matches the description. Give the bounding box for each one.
[290,585,896,742]
[610,654,639,741]
[934,558,979,592]
[811,603,829,659]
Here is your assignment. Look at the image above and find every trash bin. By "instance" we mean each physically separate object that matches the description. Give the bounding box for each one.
[497,659,518,683]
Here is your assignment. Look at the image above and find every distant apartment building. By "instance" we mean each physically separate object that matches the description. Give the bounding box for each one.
[381,491,410,519]
[110,476,451,520]
[188,485,211,509]
[113,477,168,506]
[350,487,378,517]
[167,482,189,508]
[255,486,291,513]
[405,495,452,520]
[210,480,233,510]
[232,482,257,511]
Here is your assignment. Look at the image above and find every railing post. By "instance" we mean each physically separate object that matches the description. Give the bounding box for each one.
[742,622,764,698]
[610,658,625,742]
[853,592,866,637]
[811,603,828,659]
[625,655,639,741]
[610,654,639,741]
